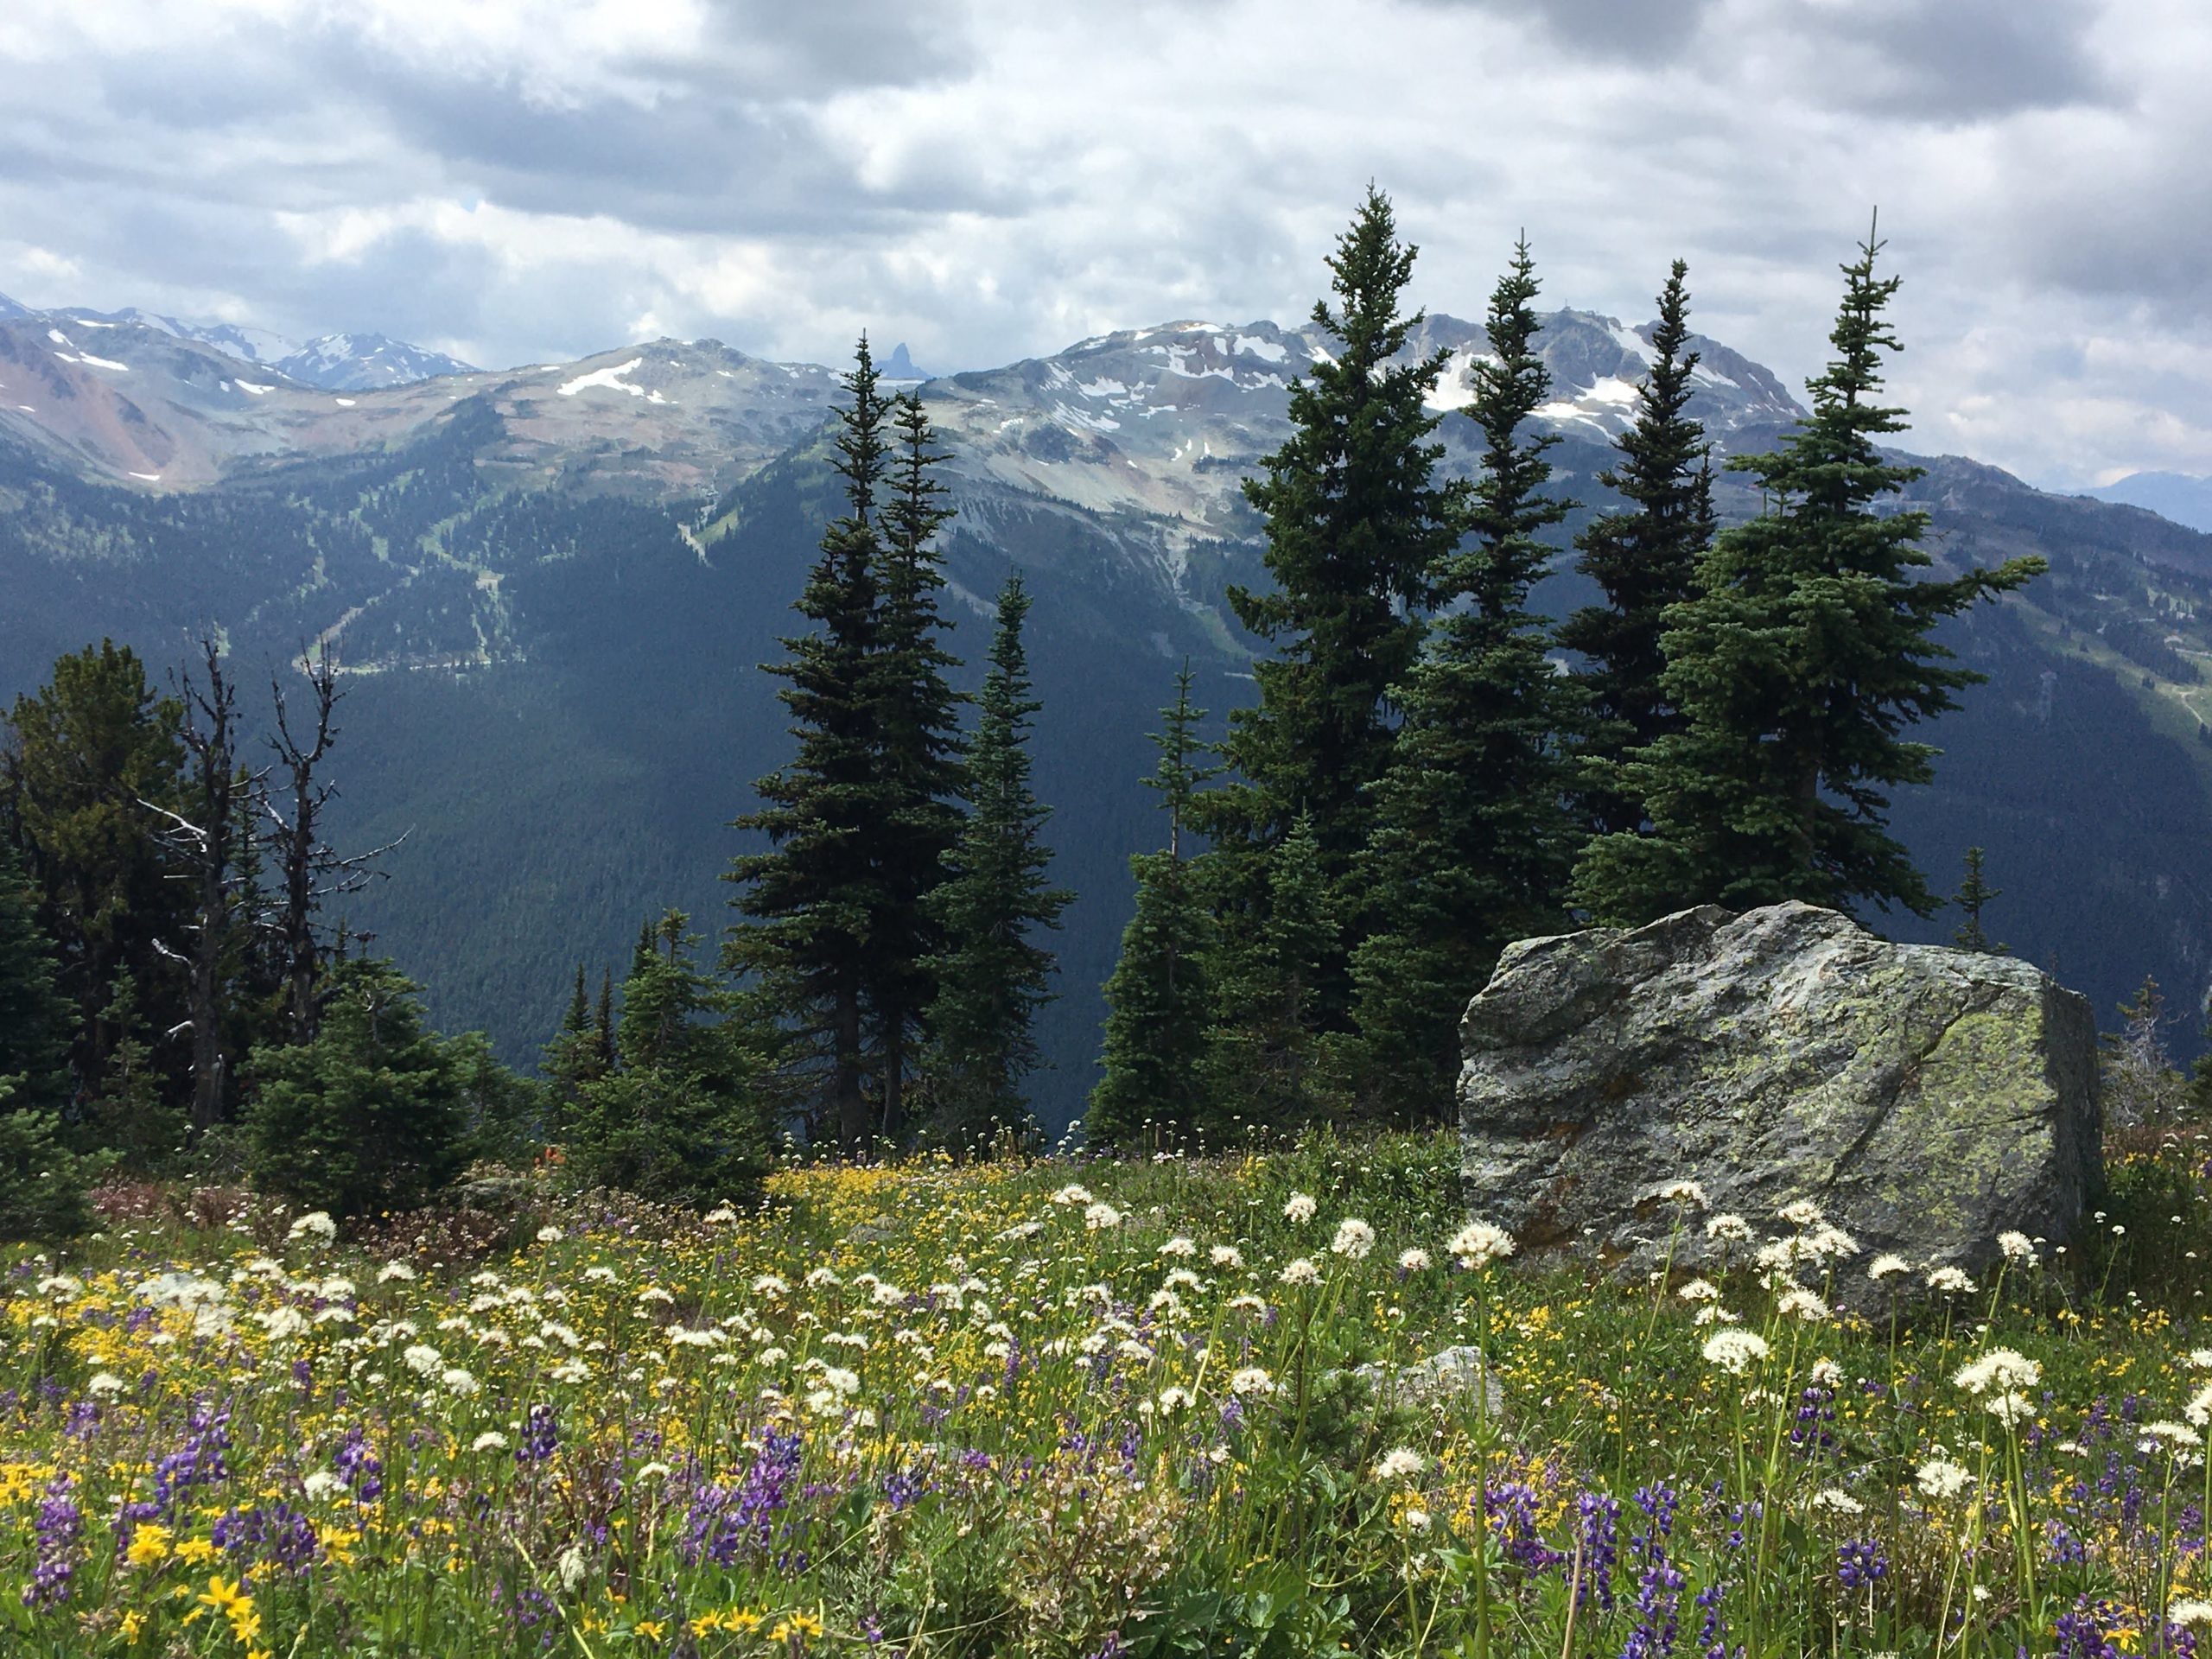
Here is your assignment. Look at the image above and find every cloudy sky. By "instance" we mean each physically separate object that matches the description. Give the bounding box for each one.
[0,0,2203,489]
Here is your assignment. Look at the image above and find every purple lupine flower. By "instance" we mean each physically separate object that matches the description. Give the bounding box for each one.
[1834,1539,1887,1591]
[1487,1481,1563,1573]
[22,1475,81,1609]
[1622,1559,1686,1659]
[148,1402,232,1516]
[2055,1598,2123,1659]
[883,1466,928,1512]
[517,1404,558,1465]
[1694,1579,1734,1659]
[1577,1492,1621,1612]
[682,1429,804,1567]
[212,1502,322,1573]
[334,1424,383,1502]
[1789,1381,1837,1459]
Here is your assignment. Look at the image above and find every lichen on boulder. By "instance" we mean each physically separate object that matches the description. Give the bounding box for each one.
[1457,902,2101,1288]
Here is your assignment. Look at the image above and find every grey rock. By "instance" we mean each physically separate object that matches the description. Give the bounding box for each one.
[1458,903,2101,1290]
[1355,1344,1503,1415]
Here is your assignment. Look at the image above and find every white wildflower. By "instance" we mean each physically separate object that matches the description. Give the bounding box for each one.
[441,1368,480,1396]
[1157,1236,1197,1258]
[1917,1457,1974,1500]
[1676,1278,1720,1303]
[1998,1231,2037,1265]
[1925,1266,1976,1294]
[472,1431,509,1452]
[1280,1257,1323,1287]
[1985,1390,2034,1428]
[377,1262,418,1284]
[557,1545,588,1592]
[1808,1487,1864,1516]
[87,1372,126,1399]
[1701,1329,1770,1375]
[1776,1287,1831,1325]
[1283,1192,1318,1225]
[1332,1218,1376,1261]
[1656,1179,1708,1208]
[1705,1214,1753,1244]
[1954,1349,2041,1395]
[1084,1203,1123,1231]
[1778,1198,1827,1229]
[1051,1184,1094,1206]
[1448,1220,1516,1270]
[1211,1245,1244,1269]
[537,1226,565,1244]
[1230,1366,1275,1396]
[288,1211,338,1243]
[1867,1255,1911,1282]
[1398,1248,1433,1272]
[1372,1447,1426,1482]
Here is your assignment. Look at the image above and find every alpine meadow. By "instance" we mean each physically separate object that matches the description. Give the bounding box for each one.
[6,4,2212,1656]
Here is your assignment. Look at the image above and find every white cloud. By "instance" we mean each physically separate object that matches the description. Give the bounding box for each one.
[0,0,2203,487]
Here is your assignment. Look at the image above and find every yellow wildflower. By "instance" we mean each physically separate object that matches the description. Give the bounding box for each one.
[125,1523,173,1567]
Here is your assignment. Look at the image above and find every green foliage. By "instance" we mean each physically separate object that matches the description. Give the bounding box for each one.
[1201,815,1339,1132]
[568,912,770,1206]
[1089,666,1218,1148]
[0,1074,110,1241]
[921,574,1071,1147]
[0,639,190,1109]
[244,957,472,1217]
[0,841,69,1120]
[1574,229,2044,925]
[1346,238,1580,1118]
[1561,259,1715,838]
[79,970,186,1173]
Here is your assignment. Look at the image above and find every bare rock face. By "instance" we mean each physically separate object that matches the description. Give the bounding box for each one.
[1458,903,2101,1284]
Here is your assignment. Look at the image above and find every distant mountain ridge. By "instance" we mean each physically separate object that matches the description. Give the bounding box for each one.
[2082,471,2212,534]
[0,290,476,392]
[3,286,2211,1125]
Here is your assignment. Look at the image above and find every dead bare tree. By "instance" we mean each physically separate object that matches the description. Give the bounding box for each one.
[265,647,404,1045]
[144,635,263,1135]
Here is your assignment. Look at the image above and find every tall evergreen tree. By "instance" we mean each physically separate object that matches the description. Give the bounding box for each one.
[921,574,1071,1146]
[729,340,899,1154]
[865,391,966,1142]
[1573,227,2044,925]
[0,641,189,1110]
[1209,188,1470,957]
[1346,238,1580,1119]
[1089,665,1218,1149]
[1560,260,1716,837]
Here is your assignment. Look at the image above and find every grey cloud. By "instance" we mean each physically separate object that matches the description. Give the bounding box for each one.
[1404,0,1720,64]
[1769,0,2117,122]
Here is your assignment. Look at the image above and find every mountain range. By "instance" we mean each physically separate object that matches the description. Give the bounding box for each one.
[3,291,2209,1128]
[2082,471,2212,534]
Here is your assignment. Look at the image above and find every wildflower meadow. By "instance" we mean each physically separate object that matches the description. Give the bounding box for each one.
[7,1128,2212,1657]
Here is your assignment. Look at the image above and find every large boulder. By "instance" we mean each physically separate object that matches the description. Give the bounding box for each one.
[1458,902,2101,1284]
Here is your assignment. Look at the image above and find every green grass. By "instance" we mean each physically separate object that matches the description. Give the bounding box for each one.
[5,1125,2212,1656]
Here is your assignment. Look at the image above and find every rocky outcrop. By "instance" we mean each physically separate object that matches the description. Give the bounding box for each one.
[1458,903,2101,1283]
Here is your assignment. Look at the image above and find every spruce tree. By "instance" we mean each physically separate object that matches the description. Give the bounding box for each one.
[1573,227,2044,925]
[1209,188,1469,968]
[920,574,1071,1146]
[244,957,470,1218]
[865,391,966,1142]
[1952,847,2004,953]
[542,965,605,1128]
[1201,813,1337,1132]
[1560,261,1716,837]
[1346,238,1580,1119]
[729,340,899,1154]
[572,912,768,1205]
[81,971,184,1171]
[1088,665,1218,1149]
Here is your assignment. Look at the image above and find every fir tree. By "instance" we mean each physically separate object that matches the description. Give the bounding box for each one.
[920,574,1071,1147]
[594,969,617,1075]
[1207,188,1470,1009]
[1088,665,1217,1148]
[1573,226,2044,925]
[1560,260,1716,837]
[1952,846,2005,953]
[569,912,769,1206]
[245,957,471,1218]
[865,391,967,1142]
[1201,813,1338,1132]
[729,340,899,1154]
[1346,238,1580,1119]
[542,965,605,1128]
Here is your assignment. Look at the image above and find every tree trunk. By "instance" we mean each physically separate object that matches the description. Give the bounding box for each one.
[836,981,868,1157]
